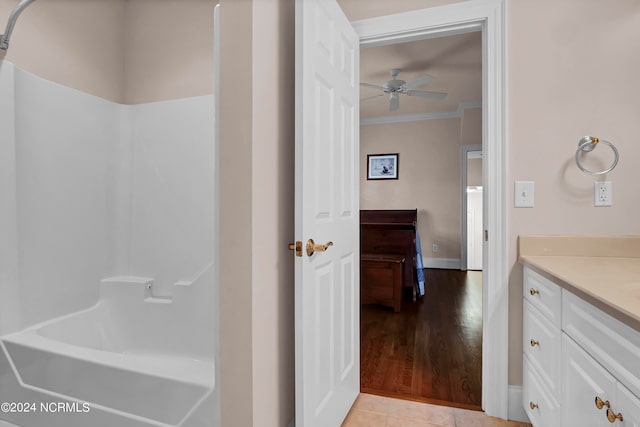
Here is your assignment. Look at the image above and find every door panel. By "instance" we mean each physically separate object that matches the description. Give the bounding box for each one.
[295,0,360,426]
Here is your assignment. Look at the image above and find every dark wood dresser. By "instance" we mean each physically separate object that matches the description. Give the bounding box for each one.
[360,209,418,301]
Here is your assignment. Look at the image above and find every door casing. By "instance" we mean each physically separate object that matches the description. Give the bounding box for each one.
[352,0,508,418]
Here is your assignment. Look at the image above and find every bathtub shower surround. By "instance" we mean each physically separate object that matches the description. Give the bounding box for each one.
[1,267,215,427]
[0,61,217,427]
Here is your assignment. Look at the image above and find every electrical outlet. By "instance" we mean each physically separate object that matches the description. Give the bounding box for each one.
[594,181,612,207]
[432,244,438,253]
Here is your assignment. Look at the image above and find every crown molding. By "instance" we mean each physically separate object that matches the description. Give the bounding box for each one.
[360,101,481,126]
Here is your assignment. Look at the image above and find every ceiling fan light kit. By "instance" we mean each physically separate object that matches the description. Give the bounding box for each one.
[360,68,448,111]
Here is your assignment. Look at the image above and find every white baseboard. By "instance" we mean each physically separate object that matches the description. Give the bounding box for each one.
[508,385,530,423]
[422,257,461,270]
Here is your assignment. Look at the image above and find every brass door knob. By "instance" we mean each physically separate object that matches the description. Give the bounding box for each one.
[607,409,623,423]
[530,339,540,347]
[595,396,611,410]
[306,239,334,257]
[529,401,538,410]
[288,241,302,257]
[530,288,539,296]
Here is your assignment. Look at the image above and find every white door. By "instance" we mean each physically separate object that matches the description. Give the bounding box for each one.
[294,0,360,426]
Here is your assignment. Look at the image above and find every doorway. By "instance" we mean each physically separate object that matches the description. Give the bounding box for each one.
[358,30,484,408]
[350,0,507,417]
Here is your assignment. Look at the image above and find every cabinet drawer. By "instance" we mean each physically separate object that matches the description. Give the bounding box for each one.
[523,355,561,427]
[563,289,640,401]
[524,300,561,399]
[524,267,562,328]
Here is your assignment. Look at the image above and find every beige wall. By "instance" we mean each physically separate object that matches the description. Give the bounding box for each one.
[219,1,253,425]
[338,0,465,21]
[0,0,215,104]
[219,0,295,426]
[251,0,295,425]
[460,107,482,146]
[361,118,463,260]
[507,0,640,385]
[461,108,482,186]
[123,0,215,104]
[0,0,126,102]
[467,158,481,187]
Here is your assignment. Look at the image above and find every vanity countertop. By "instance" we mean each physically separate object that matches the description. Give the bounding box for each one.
[519,235,640,332]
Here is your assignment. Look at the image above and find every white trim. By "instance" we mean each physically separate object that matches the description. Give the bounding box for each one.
[354,0,508,419]
[508,386,530,423]
[422,257,461,270]
[360,101,481,126]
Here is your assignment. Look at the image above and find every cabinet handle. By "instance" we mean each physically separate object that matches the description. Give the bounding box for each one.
[530,339,540,347]
[529,401,538,410]
[606,408,623,423]
[595,396,610,410]
[529,288,539,296]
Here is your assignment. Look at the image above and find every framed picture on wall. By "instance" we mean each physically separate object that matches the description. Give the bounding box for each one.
[367,153,399,180]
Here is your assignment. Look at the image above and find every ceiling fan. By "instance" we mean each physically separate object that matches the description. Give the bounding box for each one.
[360,68,447,111]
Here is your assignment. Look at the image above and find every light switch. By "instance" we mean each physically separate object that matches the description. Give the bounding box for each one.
[515,181,534,208]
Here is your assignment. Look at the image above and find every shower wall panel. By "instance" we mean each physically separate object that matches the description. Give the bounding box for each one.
[2,64,216,343]
[0,62,20,335]
[14,68,120,327]
[124,96,215,294]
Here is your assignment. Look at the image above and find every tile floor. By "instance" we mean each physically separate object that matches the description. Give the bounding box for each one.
[342,394,532,427]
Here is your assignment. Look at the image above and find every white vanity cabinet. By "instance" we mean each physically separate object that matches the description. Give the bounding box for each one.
[523,266,640,427]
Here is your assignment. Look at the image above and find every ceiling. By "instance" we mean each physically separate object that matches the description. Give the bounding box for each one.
[359,31,482,119]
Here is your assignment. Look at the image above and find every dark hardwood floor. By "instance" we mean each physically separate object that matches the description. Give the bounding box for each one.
[360,268,483,410]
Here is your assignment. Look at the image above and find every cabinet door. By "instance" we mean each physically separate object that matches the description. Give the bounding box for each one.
[523,355,561,427]
[615,383,640,427]
[562,334,616,427]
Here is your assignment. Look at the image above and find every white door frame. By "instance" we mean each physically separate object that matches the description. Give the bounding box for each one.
[352,0,507,418]
[461,144,483,271]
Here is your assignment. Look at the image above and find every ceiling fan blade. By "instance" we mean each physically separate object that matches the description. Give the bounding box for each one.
[389,93,399,111]
[403,74,435,90]
[360,94,384,102]
[360,82,386,91]
[406,89,448,100]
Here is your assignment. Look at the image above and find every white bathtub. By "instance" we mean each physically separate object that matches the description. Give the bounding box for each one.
[0,274,216,427]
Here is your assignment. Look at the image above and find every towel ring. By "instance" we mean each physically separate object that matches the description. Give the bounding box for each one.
[575,136,619,176]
